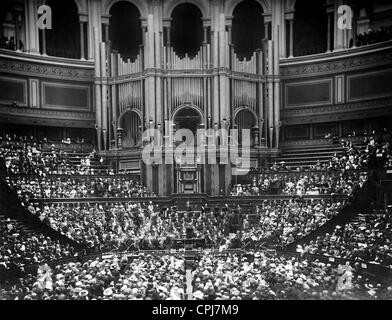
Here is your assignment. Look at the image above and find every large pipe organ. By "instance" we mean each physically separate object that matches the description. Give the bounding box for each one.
[92,3,282,196]
[94,35,281,143]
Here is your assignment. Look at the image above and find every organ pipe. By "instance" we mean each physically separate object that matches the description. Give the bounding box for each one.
[94,27,102,151]
[101,42,108,151]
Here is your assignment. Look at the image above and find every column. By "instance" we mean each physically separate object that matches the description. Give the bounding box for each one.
[219,13,230,123]
[94,27,102,151]
[80,21,85,60]
[327,12,332,52]
[267,40,274,148]
[25,0,39,53]
[41,29,47,55]
[333,0,345,51]
[288,19,294,58]
[87,0,102,60]
[101,42,108,151]
[104,24,109,42]
[273,25,281,149]
[257,49,264,145]
[264,22,270,40]
[111,52,118,149]
[352,7,357,48]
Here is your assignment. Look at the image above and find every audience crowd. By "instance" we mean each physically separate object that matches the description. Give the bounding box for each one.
[7,176,154,202]
[230,171,366,196]
[1,254,185,300]
[0,135,108,175]
[266,129,392,172]
[19,199,343,251]
[351,26,392,48]
[0,215,77,272]
[191,251,392,300]
[1,130,392,300]
[0,36,23,51]
[298,212,392,267]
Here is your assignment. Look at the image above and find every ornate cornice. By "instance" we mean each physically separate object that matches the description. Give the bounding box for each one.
[282,97,392,117]
[281,97,392,125]
[281,49,392,79]
[0,58,94,82]
[0,105,95,121]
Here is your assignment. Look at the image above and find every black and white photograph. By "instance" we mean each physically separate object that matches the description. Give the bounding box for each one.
[0,0,392,309]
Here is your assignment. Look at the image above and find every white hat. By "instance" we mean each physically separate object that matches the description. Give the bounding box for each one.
[103,288,113,296]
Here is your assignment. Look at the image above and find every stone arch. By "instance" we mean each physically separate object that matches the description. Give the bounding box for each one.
[118,107,142,124]
[225,0,272,16]
[102,0,147,18]
[233,107,257,146]
[118,108,143,148]
[164,0,209,19]
[172,104,205,125]
[285,0,296,12]
[233,106,258,123]
[73,0,86,14]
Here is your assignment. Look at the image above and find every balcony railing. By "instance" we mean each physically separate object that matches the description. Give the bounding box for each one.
[46,48,81,60]
[294,45,327,57]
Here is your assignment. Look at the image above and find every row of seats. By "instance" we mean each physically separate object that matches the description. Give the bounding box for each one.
[18,199,343,252]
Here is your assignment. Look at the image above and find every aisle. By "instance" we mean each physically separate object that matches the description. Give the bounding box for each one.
[185,269,193,300]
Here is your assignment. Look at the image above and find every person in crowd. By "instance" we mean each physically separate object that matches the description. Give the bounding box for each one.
[304,211,392,267]
[191,251,392,300]
[1,254,185,300]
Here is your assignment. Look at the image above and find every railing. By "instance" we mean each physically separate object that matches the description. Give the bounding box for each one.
[294,45,327,57]
[28,194,349,205]
[46,48,81,60]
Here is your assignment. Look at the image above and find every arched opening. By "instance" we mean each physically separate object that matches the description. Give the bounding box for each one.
[232,0,264,60]
[0,0,17,50]
[234,108,256,146]
[171,3,203,58]
[109,1,142,61]
[45,0,80,59]
[293,0,328,56]
[173,106,202,143]
[120,110,142,148]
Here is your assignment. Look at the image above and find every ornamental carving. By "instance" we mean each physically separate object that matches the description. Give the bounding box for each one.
[281,97,392,117]
[281,50,392,78]
[0,104,95,120]
[0,58,94,81]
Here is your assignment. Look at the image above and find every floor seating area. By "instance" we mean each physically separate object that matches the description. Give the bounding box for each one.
[0,132,391,300]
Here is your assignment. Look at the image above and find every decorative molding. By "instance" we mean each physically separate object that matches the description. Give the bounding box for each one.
[41,81,91,111]
[0,104,95,121]
[346,69,392,103]
[281,49,392,78]
[281,98,392,125]
[0,58,94,82]
[282,97,392,118]
[280,139,333,147]
[335,75,345,104]
[284,78,333,108]
[0,76,28,106]
[29,79,39,108]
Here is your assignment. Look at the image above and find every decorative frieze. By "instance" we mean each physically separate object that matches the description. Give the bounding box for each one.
[0,58,94,81]
[281,48,392,78]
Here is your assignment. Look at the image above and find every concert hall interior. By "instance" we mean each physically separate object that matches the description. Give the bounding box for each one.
[0,0,392,301]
